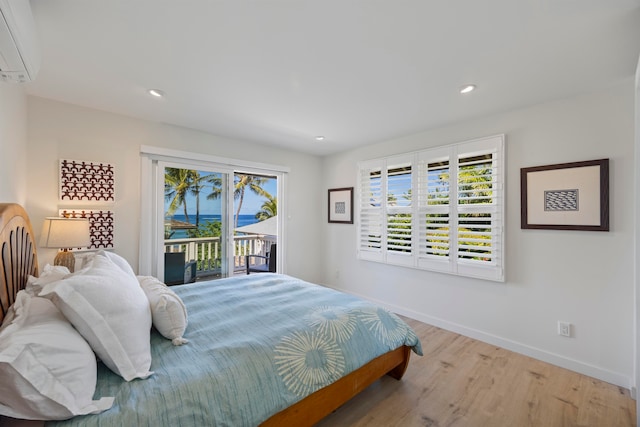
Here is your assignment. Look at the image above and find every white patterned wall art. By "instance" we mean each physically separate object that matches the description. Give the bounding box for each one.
[59,159,115,202]
[59,209,114,250]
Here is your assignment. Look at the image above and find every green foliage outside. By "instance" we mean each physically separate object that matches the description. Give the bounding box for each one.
[387,213,411,253]
[255,195,277,221]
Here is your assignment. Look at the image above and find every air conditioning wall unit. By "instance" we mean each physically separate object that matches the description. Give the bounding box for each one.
[0,0,40,83]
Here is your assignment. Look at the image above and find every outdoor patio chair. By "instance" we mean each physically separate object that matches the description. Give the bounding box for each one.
[164,252,196,285]
[246,243,276,274]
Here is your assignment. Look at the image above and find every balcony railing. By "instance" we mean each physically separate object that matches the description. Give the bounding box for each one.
[164,234,277,278]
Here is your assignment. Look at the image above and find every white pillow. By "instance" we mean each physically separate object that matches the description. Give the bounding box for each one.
[81,250,136,277]
[24,264,71,296]
[0,292,114,420]
[39,252,153,381]
[137,276,188,346]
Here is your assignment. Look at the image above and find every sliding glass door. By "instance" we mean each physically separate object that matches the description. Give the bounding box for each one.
[139,146,288,282]
[161,162,231,281]
[232,172,278,274]
[159,164,279,282]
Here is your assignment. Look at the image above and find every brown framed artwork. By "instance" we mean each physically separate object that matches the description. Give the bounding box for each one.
[328,187,354,224]
[520,158,609,231]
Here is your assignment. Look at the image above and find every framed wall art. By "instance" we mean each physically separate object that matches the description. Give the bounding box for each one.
[520,158,609,231]
[59,209,115,249]
[59,159,115,202]
[328,187,354,224]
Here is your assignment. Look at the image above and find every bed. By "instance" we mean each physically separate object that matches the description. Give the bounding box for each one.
[0,203,422,426]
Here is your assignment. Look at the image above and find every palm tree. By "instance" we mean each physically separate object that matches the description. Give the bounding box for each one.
[255,195,277,221]
[190,171,220,227]
[165,168,193,222]
[232,175,270,229]
[166,168,223,229]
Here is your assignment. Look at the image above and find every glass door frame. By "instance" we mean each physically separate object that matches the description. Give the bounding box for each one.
[139,145,289,280]
[158,160,232,280]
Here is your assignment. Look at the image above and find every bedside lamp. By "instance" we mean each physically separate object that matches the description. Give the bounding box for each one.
[40,217,91,272]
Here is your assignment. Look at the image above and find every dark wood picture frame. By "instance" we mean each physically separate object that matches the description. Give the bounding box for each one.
[328,187,354,224]
[521,159,609,231]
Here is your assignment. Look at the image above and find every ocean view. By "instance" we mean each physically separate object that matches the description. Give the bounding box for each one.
[167,214,260,239]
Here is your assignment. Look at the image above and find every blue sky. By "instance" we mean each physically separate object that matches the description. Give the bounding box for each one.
[164,172,277,216]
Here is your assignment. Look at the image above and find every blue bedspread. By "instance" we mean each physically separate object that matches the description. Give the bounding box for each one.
[48,273,422,427]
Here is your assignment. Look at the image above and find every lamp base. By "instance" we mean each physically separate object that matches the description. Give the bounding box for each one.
[54,250,76,273]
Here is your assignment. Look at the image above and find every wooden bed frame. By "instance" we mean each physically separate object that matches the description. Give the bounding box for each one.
[0,203,38,326]
[0,203,411,427]
[261,345,410,426]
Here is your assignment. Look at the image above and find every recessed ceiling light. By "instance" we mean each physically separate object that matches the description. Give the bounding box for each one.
[148,89,165,98]
[460,84,476,94]
[315,136,325,141]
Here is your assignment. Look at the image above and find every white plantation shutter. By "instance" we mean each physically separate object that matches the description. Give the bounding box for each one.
[357,160,383,262]
[385,155,413,266]
[417,146,453,274]
[357,135,504,282]
[455,137,503,281]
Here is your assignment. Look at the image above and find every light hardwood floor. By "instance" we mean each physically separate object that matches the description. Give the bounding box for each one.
[316,317,636,427]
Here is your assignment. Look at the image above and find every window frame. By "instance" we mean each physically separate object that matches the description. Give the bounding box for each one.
[356,135,505,282]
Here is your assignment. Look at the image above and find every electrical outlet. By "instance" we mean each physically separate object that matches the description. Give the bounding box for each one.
[558,321,571,337]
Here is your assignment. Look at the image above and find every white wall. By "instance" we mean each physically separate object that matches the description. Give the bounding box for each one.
[0,84,27,204]
[25,96,324,283]
[322,79,636,389]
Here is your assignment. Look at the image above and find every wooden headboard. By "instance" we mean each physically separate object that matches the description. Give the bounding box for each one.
[0,203,39,325]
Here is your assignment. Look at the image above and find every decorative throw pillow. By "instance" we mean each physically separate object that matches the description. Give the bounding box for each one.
[137,276,188,345]
[39,252,153,381]
[0,292,114,420]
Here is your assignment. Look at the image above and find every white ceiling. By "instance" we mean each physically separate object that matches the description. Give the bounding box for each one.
[24,0,640,156]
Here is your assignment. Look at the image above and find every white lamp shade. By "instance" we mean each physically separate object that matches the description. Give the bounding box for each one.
[40,217,91,249]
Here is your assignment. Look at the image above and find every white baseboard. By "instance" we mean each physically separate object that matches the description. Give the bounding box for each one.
[325,284,633,391]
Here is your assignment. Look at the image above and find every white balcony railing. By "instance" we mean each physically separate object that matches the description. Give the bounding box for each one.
[164,235,276,277]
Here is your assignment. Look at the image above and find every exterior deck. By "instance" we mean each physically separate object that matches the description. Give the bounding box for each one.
[164,234,276,281]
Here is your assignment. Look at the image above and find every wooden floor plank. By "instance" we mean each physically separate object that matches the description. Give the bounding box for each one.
[316,317,636,427]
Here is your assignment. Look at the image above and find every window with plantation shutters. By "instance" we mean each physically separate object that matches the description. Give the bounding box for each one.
[357,135,504,282]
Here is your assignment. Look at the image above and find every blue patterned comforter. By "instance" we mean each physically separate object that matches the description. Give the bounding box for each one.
[48,273,422,427]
